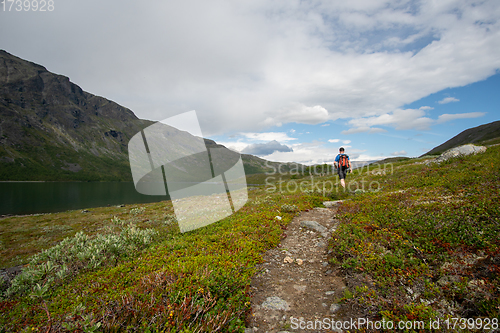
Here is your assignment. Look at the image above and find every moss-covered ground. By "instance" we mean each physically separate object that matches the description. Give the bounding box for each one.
[329,145,500,331]
[1,145,499,332]
[0,185,329,332]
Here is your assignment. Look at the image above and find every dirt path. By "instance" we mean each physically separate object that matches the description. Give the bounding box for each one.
[246,202,350,333]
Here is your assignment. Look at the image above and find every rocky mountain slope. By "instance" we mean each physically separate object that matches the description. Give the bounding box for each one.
[0,50,155,181]
[0,50,296,181]
[422,120,500,156]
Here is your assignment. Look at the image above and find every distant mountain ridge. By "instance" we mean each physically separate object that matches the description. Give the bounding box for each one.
[422,120,500,156]
[0,50,297,181]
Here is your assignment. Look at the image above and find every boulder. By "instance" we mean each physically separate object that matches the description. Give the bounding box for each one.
[323,200,343,208]
[300,220,327,234]
[434,144,487,163]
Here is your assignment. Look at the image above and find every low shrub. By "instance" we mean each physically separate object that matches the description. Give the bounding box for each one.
[2,217,157,299]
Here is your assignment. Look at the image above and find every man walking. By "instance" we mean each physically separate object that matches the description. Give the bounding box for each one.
[334,147,351,189]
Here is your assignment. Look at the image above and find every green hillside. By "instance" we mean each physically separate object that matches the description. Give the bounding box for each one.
[1,145,498,331]
[423,120,500,156]
[329,146,500,326]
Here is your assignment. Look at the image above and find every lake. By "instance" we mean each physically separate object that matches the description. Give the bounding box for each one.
[0,182,170,216]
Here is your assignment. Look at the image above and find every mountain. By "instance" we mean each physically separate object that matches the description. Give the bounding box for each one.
[0,50,298,181]
[0,50,156,181]
[368,157,410,165]
[422,120,500,156]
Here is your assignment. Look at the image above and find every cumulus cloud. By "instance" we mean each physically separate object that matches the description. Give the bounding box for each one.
[438,97,460,104]
[260,141,340,165]
[347,108,434,131]
[241,140,293,156]
[437,112,486,123]
[341,127,387,135]
[327,139,354,150]
[342,109,487,133]
[1,0,500,136]
[240,132,297,142]
[215,141,249,153]
[221,138,383,164]
[263,104,329,128]
[391,150,408,156]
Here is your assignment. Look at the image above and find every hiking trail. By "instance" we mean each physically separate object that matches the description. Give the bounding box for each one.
[246,201,360,333]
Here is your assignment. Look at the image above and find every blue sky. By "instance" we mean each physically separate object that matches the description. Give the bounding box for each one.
[2,0,500,165]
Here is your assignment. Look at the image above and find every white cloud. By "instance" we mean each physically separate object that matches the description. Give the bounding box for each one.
[218,131,298,153]
[241,140,293,156]
[216,141,249,153]
[438,97,460,104]
[209,137,377,164]
[343,109,486,133]
[341,127,388,135]
[342,140,351,144]
[260,141,340,165]
[391,150,408,156]
[328,139,340,143]
[240,132,297,142]
[263,104,329,128]
[437,112,486,123]
[353,153,387,162]
[2,0,500,136]
[347,108,434,131]
[419,106,434,111]
[321,124,330,127]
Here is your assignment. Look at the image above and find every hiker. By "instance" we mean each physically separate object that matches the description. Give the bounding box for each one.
[334,147,351,189]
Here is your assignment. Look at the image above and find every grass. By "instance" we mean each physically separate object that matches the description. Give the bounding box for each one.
[0,143,134,182]
[0,184,330,332]
[1,145,498,332]
[0,202,175,268]
[328,145,500,329]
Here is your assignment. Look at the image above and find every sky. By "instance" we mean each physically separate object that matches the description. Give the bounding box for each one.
[1,0,500,165]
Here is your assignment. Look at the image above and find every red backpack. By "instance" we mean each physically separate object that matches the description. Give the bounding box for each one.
[338,154,349,168]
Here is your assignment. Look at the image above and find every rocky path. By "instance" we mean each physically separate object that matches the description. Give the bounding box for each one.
[246,202,348,333]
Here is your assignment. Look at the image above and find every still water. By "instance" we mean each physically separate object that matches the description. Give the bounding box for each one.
[0,182,170,215]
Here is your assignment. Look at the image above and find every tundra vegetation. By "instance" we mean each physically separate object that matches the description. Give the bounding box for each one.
[328,145,500,328]
[0,145,499,332]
